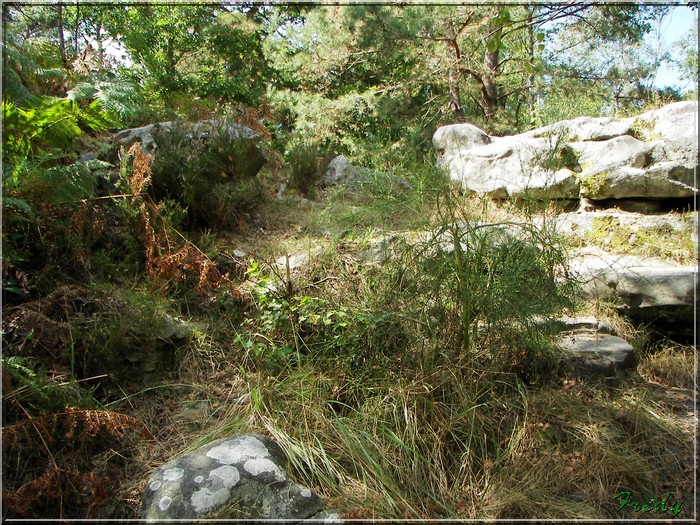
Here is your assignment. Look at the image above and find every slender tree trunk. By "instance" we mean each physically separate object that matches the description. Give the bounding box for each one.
[74,2,80,59]
[447,58,466,123]
[481,8,503,123]
[96,22,104,70]
[482,36,500,121]
[527,6,537,129]
[57,5,68,69]
[445,20,466,123]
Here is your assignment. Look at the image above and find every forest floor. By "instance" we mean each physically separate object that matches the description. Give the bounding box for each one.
[3,179,697,521]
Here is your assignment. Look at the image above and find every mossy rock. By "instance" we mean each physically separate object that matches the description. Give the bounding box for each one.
[577,171,610,198]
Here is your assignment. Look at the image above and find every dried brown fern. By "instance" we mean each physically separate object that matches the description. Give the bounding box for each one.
[119,142,247,299]
[2,408,155,453]
[2,408,153,518]
[126,142,152,199]
[2,467,111,519]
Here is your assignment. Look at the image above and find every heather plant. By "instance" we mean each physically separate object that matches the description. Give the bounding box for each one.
[286,142,324,198]
[148,121,266,230]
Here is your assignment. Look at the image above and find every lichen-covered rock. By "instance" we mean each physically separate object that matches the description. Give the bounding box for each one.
[323,155,371,186]
[141,433,334,522]
[433,101,698,200]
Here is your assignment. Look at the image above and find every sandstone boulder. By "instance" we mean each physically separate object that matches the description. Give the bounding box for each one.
[559,333,636,380]
[549,316,636,381]
[569,247,697,310]
[116,119,260,152]
[115,120,266,180]
[323,155,371,186]
[141,433,340,522]
[434,101,698,200]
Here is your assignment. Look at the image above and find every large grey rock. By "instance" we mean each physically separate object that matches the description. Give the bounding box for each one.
[434,101,698,200]
[141,433,335,521]
[116,119,259,153]
[523,115,632,142]
[323,155,371,186]
[433,123,492,154]
[433,132,581,199]
[569,247,697,309]
[116,119,267,182]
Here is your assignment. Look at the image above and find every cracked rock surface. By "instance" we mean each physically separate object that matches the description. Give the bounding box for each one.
[142,433,339,522]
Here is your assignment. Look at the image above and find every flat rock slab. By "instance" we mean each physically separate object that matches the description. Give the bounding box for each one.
[543,316,613,334]
[559,333,635,379]
[542,211,697,239]
[141,433,328,521]
[569,247,697,309]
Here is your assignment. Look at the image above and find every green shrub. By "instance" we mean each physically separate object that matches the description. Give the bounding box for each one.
[237,261,407,374]
[286,143,323,198]
[1,159,124,297]
[148,120,266,230]
[387,191,574,377]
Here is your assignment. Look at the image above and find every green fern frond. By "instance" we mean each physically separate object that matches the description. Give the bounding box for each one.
[2,197,34,217]
[67,79,142,125]
[1,41,67,106]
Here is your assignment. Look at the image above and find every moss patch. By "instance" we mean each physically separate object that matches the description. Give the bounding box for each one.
[577,171,609,198]
[584,215,696,264]
[630,116,662,142]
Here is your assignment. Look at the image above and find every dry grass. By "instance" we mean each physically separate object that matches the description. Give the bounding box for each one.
[6,158,695,521]
[638,343,696,390]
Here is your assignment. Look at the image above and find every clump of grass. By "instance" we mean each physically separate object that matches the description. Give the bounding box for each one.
[481,382,689,519]
[286,143,324,198]
[182,348,693,520]
[638,343,695,389]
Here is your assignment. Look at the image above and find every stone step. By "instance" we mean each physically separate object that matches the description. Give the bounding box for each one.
[558,332,636,381]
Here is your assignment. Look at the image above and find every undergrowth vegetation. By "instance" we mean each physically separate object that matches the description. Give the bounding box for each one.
[2,3,696,519]
[2,125,695,521]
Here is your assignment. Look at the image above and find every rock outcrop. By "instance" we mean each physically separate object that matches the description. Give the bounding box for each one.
[323,155,410,191]
[569,247,697,310]
[116,119,260,152]
[568,246,697,338]
[433,101,698,201]
[115,119,267,180]
[141,433,340,522]
[555,317,636,381]
[323,155,371,187]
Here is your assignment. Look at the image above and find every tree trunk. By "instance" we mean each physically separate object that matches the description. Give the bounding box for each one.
[74,2,80,60]
[481,9,503,123]
[527,6,537,129]
[481,48,499,121]
[445,20,466,123]
[57,5,68,69]
[96,22,104,70]
[447,58,466,123]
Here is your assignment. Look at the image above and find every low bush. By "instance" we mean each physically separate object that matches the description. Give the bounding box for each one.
[383,191,574,378]
[148,120,266,230]
[286,142,324,198]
